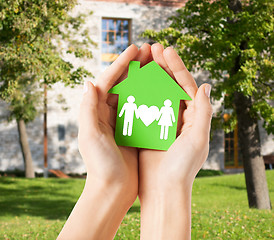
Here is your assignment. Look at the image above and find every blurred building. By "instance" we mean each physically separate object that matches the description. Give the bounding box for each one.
[0,0,273,174]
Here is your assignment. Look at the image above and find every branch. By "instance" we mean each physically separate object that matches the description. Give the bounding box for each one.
[29,33,39,44]
[228,0,242,13]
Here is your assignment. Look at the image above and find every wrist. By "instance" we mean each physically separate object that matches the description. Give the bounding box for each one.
[85,173,138,206]
[139,184,192,240]
[139,166,194,203]
[58,172,137,240]
[140,181,192,205]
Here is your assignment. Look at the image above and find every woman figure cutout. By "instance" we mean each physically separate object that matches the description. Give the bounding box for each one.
[157,99,175,140]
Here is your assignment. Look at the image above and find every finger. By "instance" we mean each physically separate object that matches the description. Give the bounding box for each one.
[135,43,152,67]
[106,43,152,111]
[151,43,174,78]
[107,43,152,108]
[146,50,153,64]
[106,43,152,131]
[191,84,213,146]
[107,93,118,108]
[79,81,100,139]
[106,92,118,130]
[108,105,117,130]
[96,44,139,101]
[176,100,187,136]
[117,43,152,83]
[163,47,198,101]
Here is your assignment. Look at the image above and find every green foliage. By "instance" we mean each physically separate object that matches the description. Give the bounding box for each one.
[142,0,274,134]
[0,171,273,239]
[0,0,95,121]
[196,169,223,177]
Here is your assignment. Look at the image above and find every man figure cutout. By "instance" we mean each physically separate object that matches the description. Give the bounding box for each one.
[157,99,175,140]
[119,96,139,136]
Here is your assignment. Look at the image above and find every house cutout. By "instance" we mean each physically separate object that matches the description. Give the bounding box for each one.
[108,61,191,151]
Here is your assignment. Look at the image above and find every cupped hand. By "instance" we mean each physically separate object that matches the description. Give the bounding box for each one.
[78,44,151,196]
[139,43,213,196]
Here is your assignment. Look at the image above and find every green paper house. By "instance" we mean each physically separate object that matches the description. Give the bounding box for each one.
[109,60,191,151]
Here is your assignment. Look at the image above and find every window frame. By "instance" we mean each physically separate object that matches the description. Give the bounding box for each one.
[101,17,132,69]
[224,123,243,169]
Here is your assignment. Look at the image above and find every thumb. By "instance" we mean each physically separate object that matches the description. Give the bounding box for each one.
[192,84,213,146]
[78,81,100,139]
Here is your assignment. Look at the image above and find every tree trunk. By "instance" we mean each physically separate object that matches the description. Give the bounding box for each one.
[234,92,271,209]
[229,0,271,209]
[16,119,35,178]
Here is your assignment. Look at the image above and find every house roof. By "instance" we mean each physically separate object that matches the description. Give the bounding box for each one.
[109,61,191,101]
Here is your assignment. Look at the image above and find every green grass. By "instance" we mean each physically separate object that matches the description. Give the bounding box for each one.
[0,171,273,240]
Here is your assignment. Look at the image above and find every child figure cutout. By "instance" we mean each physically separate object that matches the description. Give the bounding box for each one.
[119,96,139,136]
[157,99,175,140]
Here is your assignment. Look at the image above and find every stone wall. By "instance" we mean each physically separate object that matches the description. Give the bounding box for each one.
[0,0,272,174]
[87,0,186,7]
[0,84,84,174]
[0,0,184,174]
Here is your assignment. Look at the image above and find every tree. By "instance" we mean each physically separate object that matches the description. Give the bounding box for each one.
[0,0,95,178]
[143,0,273,209]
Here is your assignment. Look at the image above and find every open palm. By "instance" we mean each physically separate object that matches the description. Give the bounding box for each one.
[78,44,151,188]
[139,44,213,195]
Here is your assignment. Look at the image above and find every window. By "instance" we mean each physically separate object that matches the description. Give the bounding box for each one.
[224,124,243,168]
[223,95,243,168]
[101,18,131,69]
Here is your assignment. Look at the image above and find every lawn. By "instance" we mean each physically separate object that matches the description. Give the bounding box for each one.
[0,171,273,240]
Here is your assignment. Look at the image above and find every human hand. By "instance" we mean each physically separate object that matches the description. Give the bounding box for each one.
[139,43,212,190]
[58,44,152,240]
[79,43,151,192]
[138,43,212,240]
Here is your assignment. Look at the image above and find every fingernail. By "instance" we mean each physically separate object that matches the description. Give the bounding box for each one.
[205,84,211,98]
[83,81,88,94]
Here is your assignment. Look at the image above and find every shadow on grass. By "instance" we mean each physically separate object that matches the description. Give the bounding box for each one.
[0,178,16,185]
[210,183,246,191]
[0,178,83,220]
[128,205,140,213]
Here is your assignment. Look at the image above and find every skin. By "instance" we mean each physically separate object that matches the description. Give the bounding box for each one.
[57,43,213,240]
[139,43,212,240]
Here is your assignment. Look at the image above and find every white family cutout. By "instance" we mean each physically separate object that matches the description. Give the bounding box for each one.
[119,95,175,140]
